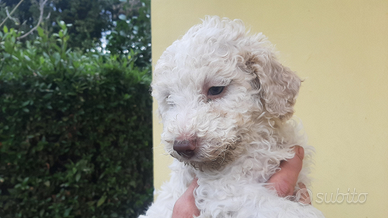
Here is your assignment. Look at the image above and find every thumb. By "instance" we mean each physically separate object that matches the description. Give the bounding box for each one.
[185,178,198,196]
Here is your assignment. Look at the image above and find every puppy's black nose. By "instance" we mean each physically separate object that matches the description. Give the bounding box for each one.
[173,140,196,158]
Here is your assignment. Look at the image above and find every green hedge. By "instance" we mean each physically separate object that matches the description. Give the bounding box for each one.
[0,23,153,217]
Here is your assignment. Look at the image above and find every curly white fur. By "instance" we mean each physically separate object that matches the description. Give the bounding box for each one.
[140,16,324,218]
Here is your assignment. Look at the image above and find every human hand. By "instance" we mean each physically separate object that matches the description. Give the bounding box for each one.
[267,146,311,204]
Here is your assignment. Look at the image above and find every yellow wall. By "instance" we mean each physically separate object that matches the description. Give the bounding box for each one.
[151,1,388,217]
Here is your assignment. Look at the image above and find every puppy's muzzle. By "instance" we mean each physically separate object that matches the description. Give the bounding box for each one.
[173,139,197,158]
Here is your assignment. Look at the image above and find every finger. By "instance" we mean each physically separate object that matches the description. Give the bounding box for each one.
[266,146,304,197]
[172,178,200,218]
[180,178,198,201]
[184,178,198,195]
[189,178,198,189]
[296,183,311,205]
[279,146,304,174]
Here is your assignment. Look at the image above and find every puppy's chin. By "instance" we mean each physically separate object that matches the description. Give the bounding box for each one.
[188,155,235,171]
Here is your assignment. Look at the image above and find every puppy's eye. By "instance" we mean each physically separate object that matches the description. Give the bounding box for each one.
[208,86,225,96]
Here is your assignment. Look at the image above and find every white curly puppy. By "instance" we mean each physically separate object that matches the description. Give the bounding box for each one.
[141,16,324,218]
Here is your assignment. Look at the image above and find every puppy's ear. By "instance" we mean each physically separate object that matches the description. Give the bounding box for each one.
[243,50,301,120]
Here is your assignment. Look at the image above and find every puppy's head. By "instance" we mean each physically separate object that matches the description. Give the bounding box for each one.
[152,16,301,170]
